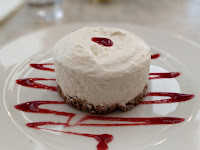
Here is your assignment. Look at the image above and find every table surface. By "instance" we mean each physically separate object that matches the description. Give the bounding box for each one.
[0,0,200,47]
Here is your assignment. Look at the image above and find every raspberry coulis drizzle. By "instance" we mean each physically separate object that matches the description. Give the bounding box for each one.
[16,78,57,91]
[30,63,55,72]
[15,100,184,150]
[15,52,194,150]
[15,101,185,126]
[149,72,180,79]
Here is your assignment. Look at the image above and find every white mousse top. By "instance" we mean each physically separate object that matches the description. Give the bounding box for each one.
[54,27,150,77]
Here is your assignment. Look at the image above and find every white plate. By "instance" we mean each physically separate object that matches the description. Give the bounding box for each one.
[1,23,200,150]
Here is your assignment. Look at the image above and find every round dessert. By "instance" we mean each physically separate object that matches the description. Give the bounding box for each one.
[54,27,150,115]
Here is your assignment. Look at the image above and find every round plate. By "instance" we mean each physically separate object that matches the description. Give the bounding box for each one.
[1,23,200,150]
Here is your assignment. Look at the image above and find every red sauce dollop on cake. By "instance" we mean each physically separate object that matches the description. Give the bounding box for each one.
[151,53,160,59]
[91,37,113,47]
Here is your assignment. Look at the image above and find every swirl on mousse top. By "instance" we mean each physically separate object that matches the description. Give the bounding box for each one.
[54,27,151,115]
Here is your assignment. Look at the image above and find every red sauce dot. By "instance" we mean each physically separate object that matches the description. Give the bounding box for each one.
[91,37,113,47]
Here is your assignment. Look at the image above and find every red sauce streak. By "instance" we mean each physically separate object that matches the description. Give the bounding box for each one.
[91,37,113,47]
[15,100,185,150]
[14,101,74,118]
[27,121,113,150]
[26,116,184,128]
[151,53,160,59]
[142,92,194,104]
[15,101,185,126]
[30,63,55,72]
[16,78,57,91]
[149,72,180,79]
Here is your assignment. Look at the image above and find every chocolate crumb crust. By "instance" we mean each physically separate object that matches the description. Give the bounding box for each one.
[57,85,148,115]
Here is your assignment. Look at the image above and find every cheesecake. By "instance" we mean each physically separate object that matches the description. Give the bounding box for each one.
[54,27,150,114]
